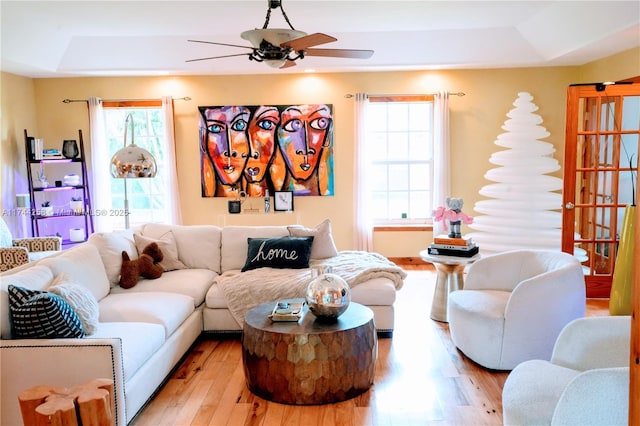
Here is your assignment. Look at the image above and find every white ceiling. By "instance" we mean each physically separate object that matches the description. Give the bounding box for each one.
[1,0,639,78]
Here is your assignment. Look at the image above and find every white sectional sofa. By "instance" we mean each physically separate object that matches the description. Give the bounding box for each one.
[0,222,405,425]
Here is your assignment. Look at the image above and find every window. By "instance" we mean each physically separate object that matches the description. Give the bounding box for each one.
[103,103,169,229]
[367,96,434,224]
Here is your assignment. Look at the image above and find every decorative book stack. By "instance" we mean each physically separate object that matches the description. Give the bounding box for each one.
[428,235,479,257]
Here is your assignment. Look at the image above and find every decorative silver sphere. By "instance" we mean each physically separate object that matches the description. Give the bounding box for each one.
[305,271,351,321]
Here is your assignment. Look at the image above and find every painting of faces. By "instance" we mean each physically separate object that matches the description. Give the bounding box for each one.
[199,104,334,198]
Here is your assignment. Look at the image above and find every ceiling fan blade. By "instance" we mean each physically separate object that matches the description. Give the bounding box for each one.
[282,33,337,51]
[186,53,251,63]
[188,39,254,50]
[304,48,374,59]
[280,60,297,69]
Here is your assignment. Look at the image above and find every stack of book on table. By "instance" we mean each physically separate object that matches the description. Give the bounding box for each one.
[428,235,479,257]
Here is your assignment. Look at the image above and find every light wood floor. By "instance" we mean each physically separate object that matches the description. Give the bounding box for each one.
[132,263,609,426]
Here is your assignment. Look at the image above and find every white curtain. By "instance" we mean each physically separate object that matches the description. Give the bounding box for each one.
[162,96,182,225]
[88,97,113,232]
[353,93,374,251]
[432,91,451,236]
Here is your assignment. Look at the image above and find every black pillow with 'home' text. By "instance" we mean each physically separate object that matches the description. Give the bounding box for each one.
[241,236,314,272]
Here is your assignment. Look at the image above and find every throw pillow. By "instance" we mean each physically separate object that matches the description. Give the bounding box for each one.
[48,273,99,335]
[8,285,85,338]
[242,236,314,272]
[134,231,186,272]
[287,219,338,259]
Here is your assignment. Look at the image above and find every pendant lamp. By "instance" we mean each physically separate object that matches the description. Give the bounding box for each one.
[110,113,157,228]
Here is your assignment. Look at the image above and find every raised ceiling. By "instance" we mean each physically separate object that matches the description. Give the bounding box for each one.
[1,0,639,78]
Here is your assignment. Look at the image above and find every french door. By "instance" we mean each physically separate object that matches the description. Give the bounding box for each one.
[562,82,639,297]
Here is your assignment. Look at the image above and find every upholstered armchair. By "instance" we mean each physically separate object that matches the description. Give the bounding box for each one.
[447,249,586,370]
[0,218,61,272]
[502,315,630,425]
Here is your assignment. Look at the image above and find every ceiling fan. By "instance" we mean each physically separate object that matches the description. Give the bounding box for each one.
[187,0,374,69]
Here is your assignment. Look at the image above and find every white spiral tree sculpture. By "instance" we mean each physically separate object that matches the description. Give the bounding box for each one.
[467,92,564,254]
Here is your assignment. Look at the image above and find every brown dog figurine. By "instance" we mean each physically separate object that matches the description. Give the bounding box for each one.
[119,242,164,289]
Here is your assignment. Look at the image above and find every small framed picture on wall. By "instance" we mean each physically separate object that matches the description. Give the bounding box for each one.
[274,191,294,212]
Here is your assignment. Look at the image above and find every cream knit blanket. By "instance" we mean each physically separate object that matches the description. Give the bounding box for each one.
[215,251,406,327]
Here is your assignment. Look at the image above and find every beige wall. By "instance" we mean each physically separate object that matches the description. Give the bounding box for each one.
[1,73,38,237]
[2,47,638,255]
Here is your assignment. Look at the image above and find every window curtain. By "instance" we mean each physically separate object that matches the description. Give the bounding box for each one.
[353,93,374,251]
[88,97,112,232]
[432,91,451,236]
[162,96,182,225]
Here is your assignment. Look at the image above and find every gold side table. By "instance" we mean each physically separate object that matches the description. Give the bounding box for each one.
[420,250,480,322]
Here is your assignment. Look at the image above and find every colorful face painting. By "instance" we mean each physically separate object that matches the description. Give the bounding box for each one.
[199,106,250,195]
[245,106,280,185]
[199,104,334,197]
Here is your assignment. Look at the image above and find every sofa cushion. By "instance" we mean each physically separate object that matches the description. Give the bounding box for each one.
[134,232,186,272]
[1,264,54,339]
[242,236,314,271]
[98,292,195,338]
[288,219,338,259]
[204,283,227,309]
[90,321,165,382]
[109,268,216,307]
[349,277,397,305]
[48,273,100,335]
[8,285,85,338]
[141,223,222,273]
[221,226,289,272]
[40,243,111,302]
[87,230,137,287]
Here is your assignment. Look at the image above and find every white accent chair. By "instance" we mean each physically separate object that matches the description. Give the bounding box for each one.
[502,315,630,425]
[447,249,586,370]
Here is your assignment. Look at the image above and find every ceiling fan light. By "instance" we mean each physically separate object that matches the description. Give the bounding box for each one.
[241,28,307,48]
[265,59,287,68]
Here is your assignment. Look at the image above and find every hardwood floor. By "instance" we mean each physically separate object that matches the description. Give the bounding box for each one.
[132,262,609,426]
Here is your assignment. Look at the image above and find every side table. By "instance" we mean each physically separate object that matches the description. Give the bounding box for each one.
[420,250,479,322]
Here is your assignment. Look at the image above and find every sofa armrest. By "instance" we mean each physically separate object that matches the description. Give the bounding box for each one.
[0,247,29,272]
[551,367,629,426]
[1,338,126,426]
[551,316,631,370]
[13,236,62,252]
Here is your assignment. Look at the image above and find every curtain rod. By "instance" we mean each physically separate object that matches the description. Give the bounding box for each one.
[344,92,465,98]
[62,97,191,103]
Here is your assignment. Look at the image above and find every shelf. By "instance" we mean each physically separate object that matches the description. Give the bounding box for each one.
[30,158,84,164]
[35,213,87,220]
[33,185,85,192]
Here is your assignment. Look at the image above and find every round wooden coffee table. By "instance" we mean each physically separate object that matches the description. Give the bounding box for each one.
[242,301,377,405]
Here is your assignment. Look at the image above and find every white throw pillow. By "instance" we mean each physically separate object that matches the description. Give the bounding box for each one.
[134,231,186,272]
[288,219,338,259]
[87,230,137,287]
[48,272,100,335]
[40,244,111,302]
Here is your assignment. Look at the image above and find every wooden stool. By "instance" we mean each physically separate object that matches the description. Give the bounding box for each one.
[18,378,114,426]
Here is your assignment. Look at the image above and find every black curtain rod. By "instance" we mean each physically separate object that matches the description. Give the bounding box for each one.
[62,97,191,103]
[344,91,465,98]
